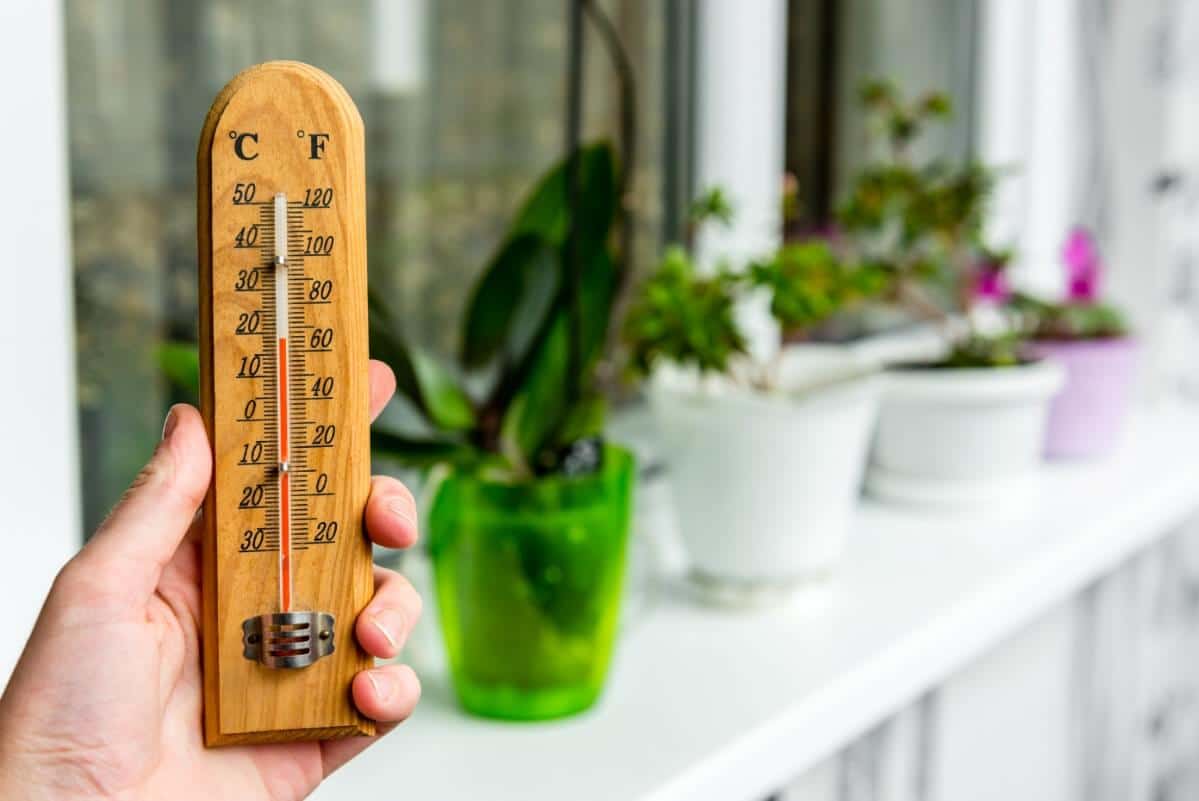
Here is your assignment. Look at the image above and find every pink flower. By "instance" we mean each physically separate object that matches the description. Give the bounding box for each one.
[1062,226,1101,302]
[973,261,1010,305]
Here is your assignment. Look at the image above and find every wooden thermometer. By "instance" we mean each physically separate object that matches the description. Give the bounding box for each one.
[197,61,374,746]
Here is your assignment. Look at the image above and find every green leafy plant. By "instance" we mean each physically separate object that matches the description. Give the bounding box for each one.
[838,78,1016,366]
[624,197,890,386]
[748,241,891,343]
[623,244,747,377]
[370,142,622,480]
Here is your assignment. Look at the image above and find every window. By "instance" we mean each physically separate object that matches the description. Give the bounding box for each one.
[65,0,676,532]
[785,0,980,228]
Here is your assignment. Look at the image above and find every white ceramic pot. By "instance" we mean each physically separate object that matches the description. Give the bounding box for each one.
[867,360,1065,506]
[649,369,879,599]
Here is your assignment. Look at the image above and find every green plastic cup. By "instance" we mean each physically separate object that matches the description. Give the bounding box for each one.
[428,446,635,720]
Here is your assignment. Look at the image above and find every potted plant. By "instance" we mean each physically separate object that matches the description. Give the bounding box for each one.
[370,141,637,721]
[834,79,1064,506]
[1014,227,1136,459]
[623,195,887,602]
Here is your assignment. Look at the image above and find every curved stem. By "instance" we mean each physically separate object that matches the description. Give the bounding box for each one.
[583,0,640,387]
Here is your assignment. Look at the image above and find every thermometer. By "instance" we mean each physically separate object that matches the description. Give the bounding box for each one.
[197,61,374,746]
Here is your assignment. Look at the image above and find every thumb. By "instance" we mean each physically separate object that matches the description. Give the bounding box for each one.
[76,404,212,605]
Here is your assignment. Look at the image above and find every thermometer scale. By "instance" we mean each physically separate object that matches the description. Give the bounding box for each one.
[198,62,374,746]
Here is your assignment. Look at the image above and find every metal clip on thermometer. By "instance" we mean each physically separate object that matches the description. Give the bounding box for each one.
[197,61,374,746]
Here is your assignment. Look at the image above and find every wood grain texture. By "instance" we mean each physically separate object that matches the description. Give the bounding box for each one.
[198,61,374,746]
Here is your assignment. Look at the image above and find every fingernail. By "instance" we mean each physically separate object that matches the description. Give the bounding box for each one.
[161,405,181,441]
[369,609,403,652]
[366,669,395,702]
[388,499,417,528]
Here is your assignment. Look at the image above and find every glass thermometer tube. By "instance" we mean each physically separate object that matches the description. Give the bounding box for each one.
[274,192,293,612]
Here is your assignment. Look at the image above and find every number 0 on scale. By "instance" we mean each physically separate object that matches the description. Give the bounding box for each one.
[197,62,374,746]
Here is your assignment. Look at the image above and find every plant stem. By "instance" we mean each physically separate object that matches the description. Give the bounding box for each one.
[584,0,640,392]
[565,0,586,405]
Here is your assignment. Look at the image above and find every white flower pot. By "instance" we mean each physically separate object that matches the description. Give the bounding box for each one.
[649,368,879,600]
[866,360,1065,506]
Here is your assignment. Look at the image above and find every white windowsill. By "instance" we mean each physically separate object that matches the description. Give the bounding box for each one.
[317,402,1199,801]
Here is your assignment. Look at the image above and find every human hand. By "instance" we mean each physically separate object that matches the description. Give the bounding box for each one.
[0,361,421,801]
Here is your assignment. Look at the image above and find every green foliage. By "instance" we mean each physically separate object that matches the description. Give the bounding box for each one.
[158,341,201,403]
[625,193,896,381]
[370,142,622,480]
[623,245,747,376]
[369,293,476,432]
[748,241,892,341]
[858,79,954,154]
[841,78,1014,366]
[940,334,1026,368]
[687,186,734,228]
[459,235,559,370]
[1009,292,1128,341]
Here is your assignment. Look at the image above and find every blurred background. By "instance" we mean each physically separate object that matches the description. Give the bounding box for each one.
[6,1,1199,800]
[55,0,984,533]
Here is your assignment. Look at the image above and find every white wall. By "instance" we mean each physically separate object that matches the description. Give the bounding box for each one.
[0,1,79,680]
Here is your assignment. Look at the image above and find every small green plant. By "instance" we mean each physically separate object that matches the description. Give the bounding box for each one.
[623,244,747,377]
[748,241,891,343]
[624,197,890,387]
[839,78,1015,366]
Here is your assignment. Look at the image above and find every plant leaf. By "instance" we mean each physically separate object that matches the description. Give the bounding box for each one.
[370,291,476,432]
[510,141,617,247]
[460,234,558,368]
[499,315,570,477]
[554,394,608,445]
[410,349,475,431]
[158,341,200,399]
[368,294,425,413]
[497,244,618,475]
[371,429,475,469]
[461,142,618,371]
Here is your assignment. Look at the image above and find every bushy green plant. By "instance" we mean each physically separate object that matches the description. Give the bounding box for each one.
[748,241,891,342]
[624,198,890,385]
[623,244,747,376]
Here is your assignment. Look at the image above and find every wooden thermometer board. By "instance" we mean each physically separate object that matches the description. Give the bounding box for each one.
[197,61,374,746]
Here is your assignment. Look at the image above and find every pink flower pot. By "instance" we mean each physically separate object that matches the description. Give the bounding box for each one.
[1025,338,1139,459]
